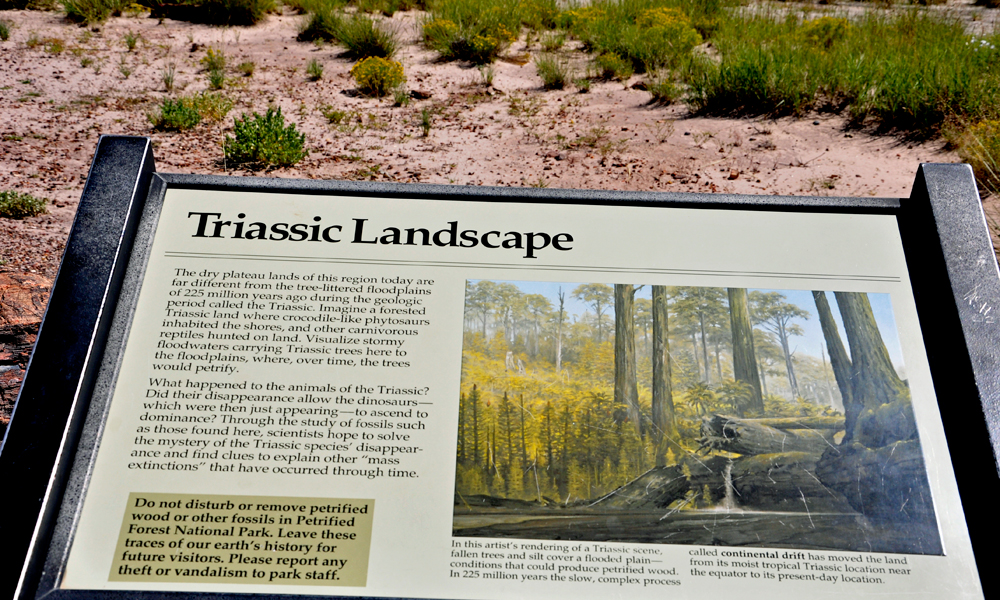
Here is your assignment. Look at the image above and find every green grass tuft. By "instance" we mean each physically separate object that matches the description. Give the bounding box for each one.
[297,3,345,42]
[540,31,565,51]
[306,58,324,80]
[535,53,571,89]
[337,14,399,58]
[393,85,410,106]
[419,106,432,136]
[162,62,176,92]
[123,30,139,51]
[422,0,521,64]
[237,61,256,77]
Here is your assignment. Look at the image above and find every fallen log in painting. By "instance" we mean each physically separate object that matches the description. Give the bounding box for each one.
[697,414,839,456]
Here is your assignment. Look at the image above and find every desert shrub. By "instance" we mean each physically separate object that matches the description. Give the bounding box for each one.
[191,91,233,121]
[555,4,603,32]
[62,0,128,23]
[201,0,276,25]
[148,98,202,131]
[519,0,558,30]
[201,47,226,71]
[148,93,232,130]
[145,0,274,25]
[635,6,682,28]
[423,0,521,63]
[685,0,722,38]
[633,8,703,68]
[337,14,398,58]
[237,60,255,76]
[201,47,227,88]
[421,17,459,52]
[957,120,1000,196]
[799,16,849,49]
[595,52,633,80]
[0,20,11,42]
[625,12,701,70]
[298,7,343,41]
[350,56,405,96]
[224,108,307,169]
[534,54,571,89]
[0,191,47,219]
[467,29,514,63]
[567,1,702,72]
[321,106,352,124]
[207,0,277,25]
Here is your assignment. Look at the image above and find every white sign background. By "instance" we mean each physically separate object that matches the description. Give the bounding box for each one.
[61,188,982,599]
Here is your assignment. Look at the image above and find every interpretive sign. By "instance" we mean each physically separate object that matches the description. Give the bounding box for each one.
[2,135,998,600]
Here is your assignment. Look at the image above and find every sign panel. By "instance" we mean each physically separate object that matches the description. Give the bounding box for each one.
[57,186,978,598]
[3,137,998,600]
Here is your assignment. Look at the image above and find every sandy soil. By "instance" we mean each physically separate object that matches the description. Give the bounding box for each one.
[0,7,972,271]
[0,5,993,425]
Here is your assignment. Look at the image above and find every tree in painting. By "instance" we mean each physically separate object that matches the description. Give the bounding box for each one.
[454,281,940,555]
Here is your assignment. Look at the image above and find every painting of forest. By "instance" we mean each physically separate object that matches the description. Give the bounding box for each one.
[453,281,942,555]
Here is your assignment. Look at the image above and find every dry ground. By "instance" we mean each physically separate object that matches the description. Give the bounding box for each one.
[0,4,995,426]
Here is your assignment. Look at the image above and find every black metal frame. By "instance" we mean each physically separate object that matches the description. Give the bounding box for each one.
[2,135,997,599]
